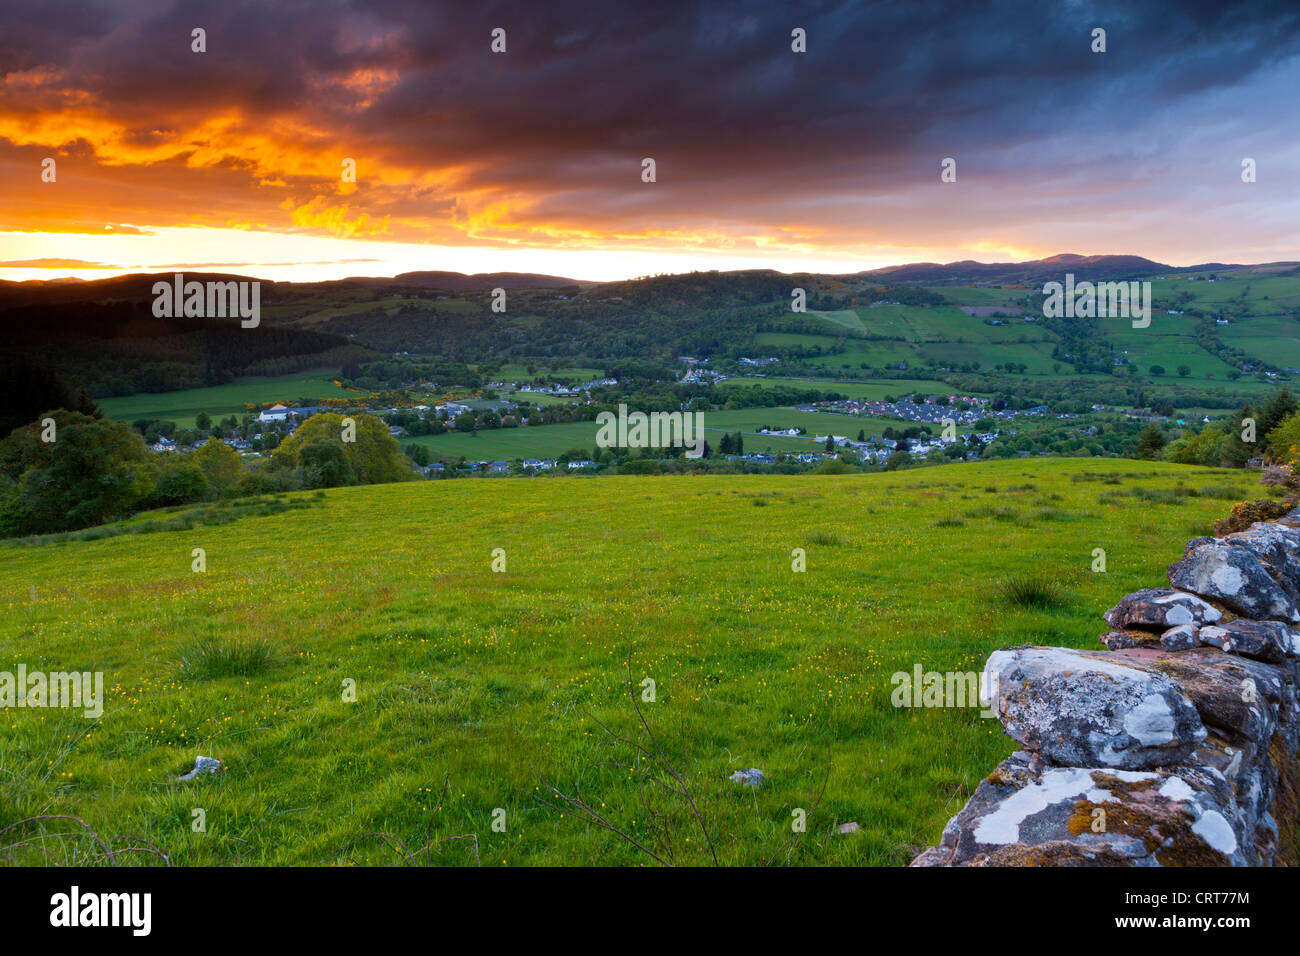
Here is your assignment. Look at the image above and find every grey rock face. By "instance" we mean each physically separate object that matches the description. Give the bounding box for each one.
[1223,522,1300,596]
[1159,624,1201,651]
[1104,588,1222,631]
[1167,539,1300,623]
[984,647,1206,770]
[1197,619,1299,664]
[911,752,1251,867]
[1099,629,1152,650]
[1127,648,1288,749]
[917,510,1300,868]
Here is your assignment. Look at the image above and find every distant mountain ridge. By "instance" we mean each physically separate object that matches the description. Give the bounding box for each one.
[0,270,584,309]
[853,253,1284,285]
[334,271,583,291]
[2,256,1297,308]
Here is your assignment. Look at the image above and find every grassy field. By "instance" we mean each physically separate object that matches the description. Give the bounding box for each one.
[1219,315,1300,369]
[720,377,958,399]
[0,458,1263,866]
[404,407,955,460]
[96,373,362,428]
[750,277,1300,392]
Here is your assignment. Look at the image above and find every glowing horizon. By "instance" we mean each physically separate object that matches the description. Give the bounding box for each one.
[3,2,1298,285]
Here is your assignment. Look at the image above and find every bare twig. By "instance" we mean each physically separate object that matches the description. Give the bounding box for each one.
[0,814,116,864]
[340,830,481,867]
[533,773,674,867]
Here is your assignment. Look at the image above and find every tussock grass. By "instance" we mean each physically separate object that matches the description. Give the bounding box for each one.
[806,531,841,546]
[964,504,1018,521]
[996,573,1066,609]
[179,638,276,680]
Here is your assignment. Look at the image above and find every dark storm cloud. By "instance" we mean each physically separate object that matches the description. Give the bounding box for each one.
[1,0,1298,259]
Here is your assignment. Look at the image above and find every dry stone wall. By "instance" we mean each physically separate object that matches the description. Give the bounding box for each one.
[912,507,1300,867]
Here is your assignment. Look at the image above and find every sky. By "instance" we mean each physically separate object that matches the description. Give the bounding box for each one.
[1,0,1299,283]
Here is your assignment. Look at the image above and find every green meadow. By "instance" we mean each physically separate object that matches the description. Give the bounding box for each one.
[404,406,952,461]
[96,372,361,428]
[0,459,1263,866]
[719,377,958,399]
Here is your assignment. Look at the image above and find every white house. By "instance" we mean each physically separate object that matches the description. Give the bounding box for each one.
[258,403,290,423]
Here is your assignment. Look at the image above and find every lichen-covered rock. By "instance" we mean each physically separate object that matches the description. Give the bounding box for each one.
[1099,629,1159,651]
[1223,522,1300,595]
[1104,588,1222,631]
[910,751,1253,867]
[1167,538,1300,623]
[984,647,1206,770]
[1197,620,1299,664]
[1125,648,1287,749]
[1160,624,1201,651]
[917,519,1300,868]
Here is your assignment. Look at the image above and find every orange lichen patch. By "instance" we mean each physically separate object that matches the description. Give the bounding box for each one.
[1088,772,1159,795]
[1066,794,1231,866]
[985,767,1017,786]
[973,842,1134,867]
[1154,835,1234,867]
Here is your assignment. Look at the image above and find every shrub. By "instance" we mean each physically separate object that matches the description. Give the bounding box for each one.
[150,463,211,506]
[299,438,357,489]
[1213,498,1296,536]
[812,458,856,475]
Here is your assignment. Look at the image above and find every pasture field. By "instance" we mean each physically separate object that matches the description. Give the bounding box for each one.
[917,340,1059,374]
[818,342,923,370]
[488,364,606,381]
[854,305,1044,344]
[0,459,1262,866]
[96,373,361,428]
[402,406,891,460]
[807,309,866,332]
[919,287,1031,308]
[719,377,958,399]
[1218,316,1300,370]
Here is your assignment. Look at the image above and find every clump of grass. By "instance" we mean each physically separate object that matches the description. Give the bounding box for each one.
[806,531,841,546]
[1032,507,1068,522]
[964,504,1018,520]
[752,498,768,507]
[996,573,1065,609]
[933,515,965,528]
[179,637,276,680]
[1198,484,1244,500]
[1125,487,1185,505]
